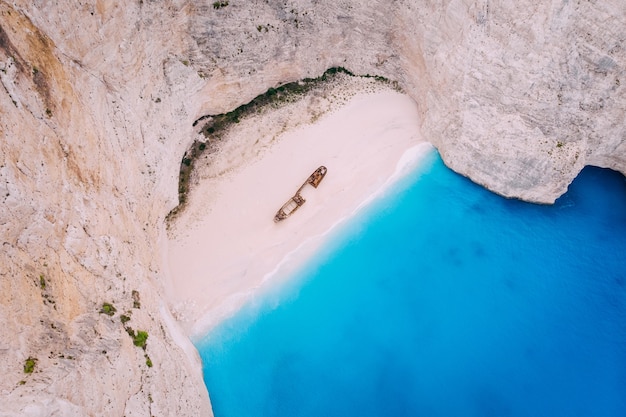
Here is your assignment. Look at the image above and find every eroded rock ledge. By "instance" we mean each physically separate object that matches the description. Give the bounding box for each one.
[0,0,624,415]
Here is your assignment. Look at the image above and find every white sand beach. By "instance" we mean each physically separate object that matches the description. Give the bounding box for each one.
[166,84,431,337]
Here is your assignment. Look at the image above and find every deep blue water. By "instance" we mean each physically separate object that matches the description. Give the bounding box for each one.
[196,149,626,417]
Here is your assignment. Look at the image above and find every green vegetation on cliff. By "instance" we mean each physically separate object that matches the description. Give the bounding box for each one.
[167,67,397,223]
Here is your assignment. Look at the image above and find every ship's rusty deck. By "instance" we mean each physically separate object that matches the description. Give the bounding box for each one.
[274,166,327,222]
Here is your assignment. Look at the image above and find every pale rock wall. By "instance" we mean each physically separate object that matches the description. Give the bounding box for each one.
[0,0,624,415]
[408,0,626,202]
[0,1,211,415]
[186,0,625,203]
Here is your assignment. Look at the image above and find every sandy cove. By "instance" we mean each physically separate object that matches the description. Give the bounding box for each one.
[166,82,432,338]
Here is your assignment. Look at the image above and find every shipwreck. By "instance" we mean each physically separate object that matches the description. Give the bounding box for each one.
[274,166,327,222]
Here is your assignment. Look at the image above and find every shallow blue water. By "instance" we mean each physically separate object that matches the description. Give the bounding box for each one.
[196,149,626,417]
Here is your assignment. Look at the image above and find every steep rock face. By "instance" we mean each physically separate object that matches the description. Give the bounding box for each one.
[186,0,625,203]
[0,0,624,415]
[0,1,211,415]
[407,0,626,202]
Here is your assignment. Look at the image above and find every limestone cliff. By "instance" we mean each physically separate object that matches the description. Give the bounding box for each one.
[185,0,626,203]
[0,1,211,415]
[0,0,624,415]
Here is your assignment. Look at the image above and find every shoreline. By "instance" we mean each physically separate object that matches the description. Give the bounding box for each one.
[190,142,434,339]
[165,83,429,339]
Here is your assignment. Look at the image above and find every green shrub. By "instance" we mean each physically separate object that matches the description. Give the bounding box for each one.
[39,275,45,289]
[100,303,117,316]
[120,314,131,324]
[145,354,153,368]
[133,330,149,350]
[23,357,37,374]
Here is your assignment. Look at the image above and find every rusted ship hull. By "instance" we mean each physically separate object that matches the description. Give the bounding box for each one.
[274,166,327,222]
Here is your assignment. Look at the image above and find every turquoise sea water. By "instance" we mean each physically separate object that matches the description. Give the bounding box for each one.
[196,149,626,417]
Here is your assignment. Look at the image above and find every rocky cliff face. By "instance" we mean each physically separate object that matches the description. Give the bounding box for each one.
[1,0,623,415]
[0,1,211,415]
[186,0,625,203]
